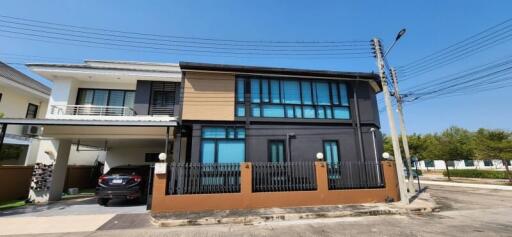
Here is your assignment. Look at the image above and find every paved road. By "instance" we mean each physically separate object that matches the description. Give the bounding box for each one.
[11,184,512,237]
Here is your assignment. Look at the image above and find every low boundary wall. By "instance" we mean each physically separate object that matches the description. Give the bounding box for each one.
[151,161,399,213]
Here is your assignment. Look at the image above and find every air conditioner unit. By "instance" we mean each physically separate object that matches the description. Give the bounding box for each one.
[23,125,41,136]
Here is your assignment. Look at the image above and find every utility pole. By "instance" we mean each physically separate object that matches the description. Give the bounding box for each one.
[390,67,415,193]
[372,38,409,204]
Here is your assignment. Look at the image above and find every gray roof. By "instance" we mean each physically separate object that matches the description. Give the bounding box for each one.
[179,61,379,81]
[0,61,51,95]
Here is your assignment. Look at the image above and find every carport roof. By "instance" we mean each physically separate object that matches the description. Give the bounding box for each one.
[0,118,178,127]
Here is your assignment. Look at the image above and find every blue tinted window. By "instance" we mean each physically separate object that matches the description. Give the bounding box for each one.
[269,140,285,163]
[316,107,326,118]
[218,140,245,163]
[333,107,350,119]
[236,104,245,117]
[294,106,303,118]
[324,141,339,165]
[201,127,245,163]
[283,80,300,104]
[252,104,261,117]
[201,140,216,163]
[251,79,260,103]
[301,81,312,104]
[202,127,226,138]
[263,105,285,117]
[261,79,269,102]
[315,82,330,105]
[285,106,294,118]
[339,83,349,106]
[303,106,315,118]
[331,84,339,105]
[236,128,245,138]
[270,80,281,103]
[236,78,245,102]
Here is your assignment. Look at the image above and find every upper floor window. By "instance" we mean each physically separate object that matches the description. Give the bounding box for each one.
[236,77,350,120]
[26,103,38,118]
[76,89,135,108]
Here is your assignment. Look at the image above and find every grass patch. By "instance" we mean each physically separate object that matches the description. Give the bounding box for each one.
[443,169,510,179]
[0,200,26,210]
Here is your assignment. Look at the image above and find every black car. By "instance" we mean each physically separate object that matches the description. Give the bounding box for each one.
[95,165,150,206]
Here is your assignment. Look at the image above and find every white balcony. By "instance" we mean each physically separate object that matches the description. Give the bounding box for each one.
[47,105,177,122]
[50,105,136,117]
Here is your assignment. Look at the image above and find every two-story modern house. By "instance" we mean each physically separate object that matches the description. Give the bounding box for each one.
[0,60,400,210]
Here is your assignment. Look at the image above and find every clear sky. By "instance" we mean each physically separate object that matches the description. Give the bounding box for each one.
[1,0,511,134]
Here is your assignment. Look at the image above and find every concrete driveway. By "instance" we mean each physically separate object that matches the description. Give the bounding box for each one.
[0,197,151,236]
[0,197,147,217]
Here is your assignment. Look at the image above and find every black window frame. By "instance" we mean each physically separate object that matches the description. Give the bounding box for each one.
[25,103,39,119]
[424,160,435,168]
[200,126,246,163]
[76,88,135,108]
[237,76,351,120]
[323,140,340,165]
[268,140,286,163]
[483,160,493,167]
[464,160,474,167]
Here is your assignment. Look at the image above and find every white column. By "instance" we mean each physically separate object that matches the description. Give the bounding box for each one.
[29,139,71,203]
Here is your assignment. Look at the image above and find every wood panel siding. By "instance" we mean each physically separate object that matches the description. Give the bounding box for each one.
[181,71,236,121]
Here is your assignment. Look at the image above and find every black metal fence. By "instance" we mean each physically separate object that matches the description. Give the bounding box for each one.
[252,162,317,192]
[167,163,241,195]
[327,161,384,190]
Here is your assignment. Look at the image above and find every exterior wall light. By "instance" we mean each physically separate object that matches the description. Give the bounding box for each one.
[316,152,324,161]
[158,153,167,162]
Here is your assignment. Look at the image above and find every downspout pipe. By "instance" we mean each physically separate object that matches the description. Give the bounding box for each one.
[353,80,368,186]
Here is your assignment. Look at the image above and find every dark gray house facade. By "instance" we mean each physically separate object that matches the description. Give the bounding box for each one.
[175,62,383,168]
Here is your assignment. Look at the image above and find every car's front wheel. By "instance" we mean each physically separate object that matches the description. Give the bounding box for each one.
[97,198,110,206]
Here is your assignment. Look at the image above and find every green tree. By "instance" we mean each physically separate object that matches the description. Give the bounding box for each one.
[437,126,475,180]
[474,128,512,183]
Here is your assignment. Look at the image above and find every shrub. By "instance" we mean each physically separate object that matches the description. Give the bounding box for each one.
[442,169,508,179]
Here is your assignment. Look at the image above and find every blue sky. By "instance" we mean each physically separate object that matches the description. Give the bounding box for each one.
[1,0,511,134]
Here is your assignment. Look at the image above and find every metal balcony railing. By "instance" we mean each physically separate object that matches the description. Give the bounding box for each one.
[50,105,137,117]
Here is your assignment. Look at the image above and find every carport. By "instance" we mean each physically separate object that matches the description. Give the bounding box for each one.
[0,118,177,204]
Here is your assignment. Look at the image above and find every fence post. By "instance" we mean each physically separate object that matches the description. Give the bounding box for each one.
[382,161,400,202]
[315,161,328,192]
[151,167,168,212]
[240,162,252,194]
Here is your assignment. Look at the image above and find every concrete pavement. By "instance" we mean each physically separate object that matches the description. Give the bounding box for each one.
[3,184,512,236]
[417,180,512,190]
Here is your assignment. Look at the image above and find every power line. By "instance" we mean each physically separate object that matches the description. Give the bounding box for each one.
[0,14,368,46]
[396,18,512,80]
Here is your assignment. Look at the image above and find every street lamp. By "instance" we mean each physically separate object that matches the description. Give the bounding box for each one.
[384,28,406,57]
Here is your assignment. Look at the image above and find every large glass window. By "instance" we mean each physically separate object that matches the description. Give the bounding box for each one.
[242,77,351,120]
[323,141,339,165]
[201,127,245,163]
[236,78,246,117]
[268,140,285,163]
[76,89,135,108]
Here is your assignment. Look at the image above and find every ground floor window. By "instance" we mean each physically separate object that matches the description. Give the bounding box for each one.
[268,140,285,162]
[424,160,434,167]
[484,160,493,166]
[464,160,474,167]
[323,140,340,165]
[201,127,245,163]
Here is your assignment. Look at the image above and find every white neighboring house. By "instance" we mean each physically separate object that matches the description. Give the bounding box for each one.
[0,61,104,166]
[415,159,512,171]
[3,60,181,203]
[0,61,49,165]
